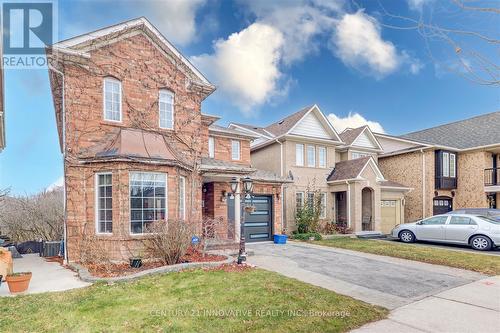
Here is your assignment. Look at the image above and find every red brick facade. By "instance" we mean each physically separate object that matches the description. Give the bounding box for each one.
[48,22,285,263]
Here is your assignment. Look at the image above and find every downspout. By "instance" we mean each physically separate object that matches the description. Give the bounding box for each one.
[48,63,67,264]
[421,149,426,219]
[345,180,351,228]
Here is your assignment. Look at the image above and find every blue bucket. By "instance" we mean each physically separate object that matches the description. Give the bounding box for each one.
[273,234,288,244]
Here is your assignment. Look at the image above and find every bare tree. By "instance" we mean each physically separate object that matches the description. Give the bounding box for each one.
[371,0,499,85]
[0,188,64,242]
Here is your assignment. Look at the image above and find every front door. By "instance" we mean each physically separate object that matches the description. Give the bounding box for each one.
[433,197,453,215]
[416,215,448,241]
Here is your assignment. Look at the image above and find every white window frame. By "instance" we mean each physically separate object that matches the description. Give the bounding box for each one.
[307,145,315,167]
[95,172,113,235]
[179,176,186,220]
[296,192,304,210]
[159,89,174,130]
[449,153,456,178]
[208,136,215,158]
[103,77,122,122]
[320,193,327,218]
[231,140,240,160]
[296,144,304,166]
[318,146,326,168]
[443,152,450,177]
[129,172,168,235]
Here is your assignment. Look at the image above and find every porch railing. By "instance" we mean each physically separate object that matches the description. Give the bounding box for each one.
[484,168,500,186]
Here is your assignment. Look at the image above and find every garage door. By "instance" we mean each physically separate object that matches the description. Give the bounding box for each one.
[244,196,273,242]
[381,200,400,234]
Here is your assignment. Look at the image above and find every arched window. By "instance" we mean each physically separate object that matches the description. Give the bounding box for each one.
[103,77,122,122]
[159,90,174,129]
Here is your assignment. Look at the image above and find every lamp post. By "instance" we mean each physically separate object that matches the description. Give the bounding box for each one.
[230,176,253,264]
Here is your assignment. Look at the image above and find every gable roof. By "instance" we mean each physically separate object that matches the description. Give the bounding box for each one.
[339,126,383,151]
[327,156,384,182]
[229,123,274,139]
[264,105,313,137]
[208,124,259,139]
[401,111,500,150]
[51,17,214,92]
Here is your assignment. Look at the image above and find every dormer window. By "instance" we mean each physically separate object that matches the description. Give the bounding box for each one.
[103,77,122,122]
[159,90,174,130]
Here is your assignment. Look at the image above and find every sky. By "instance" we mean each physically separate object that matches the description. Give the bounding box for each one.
[0,0,498,194]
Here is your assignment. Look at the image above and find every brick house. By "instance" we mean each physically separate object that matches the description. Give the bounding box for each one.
[47,18,289,263]
[376,112,500,222]
[229,105,411,234]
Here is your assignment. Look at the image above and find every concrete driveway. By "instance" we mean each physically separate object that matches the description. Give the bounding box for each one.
[0,254,90,296]
[247,241,485,309]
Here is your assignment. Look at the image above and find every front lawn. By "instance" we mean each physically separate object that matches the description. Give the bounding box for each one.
[0,267,387,333]
[314,238,500,275]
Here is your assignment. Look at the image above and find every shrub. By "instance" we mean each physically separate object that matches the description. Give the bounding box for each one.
[291,232,322,241]
[142,220,195,265]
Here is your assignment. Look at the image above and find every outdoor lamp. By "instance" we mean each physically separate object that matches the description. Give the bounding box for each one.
[230,177,238,194]
[242,176,253,194]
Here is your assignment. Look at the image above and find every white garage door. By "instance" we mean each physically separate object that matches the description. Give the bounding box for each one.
[381,200,400,234]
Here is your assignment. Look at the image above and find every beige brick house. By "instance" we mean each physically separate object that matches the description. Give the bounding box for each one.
[230,105,411,234]
[46,18,289,263]
[376,112,500,222]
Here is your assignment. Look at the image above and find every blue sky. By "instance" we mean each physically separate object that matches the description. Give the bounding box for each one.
[1,0,498,194]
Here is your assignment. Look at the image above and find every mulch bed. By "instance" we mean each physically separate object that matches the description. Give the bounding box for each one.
[86,249,227,278]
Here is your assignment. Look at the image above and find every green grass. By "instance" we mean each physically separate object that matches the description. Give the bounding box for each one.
[0,268,387,333]
[313,237,500,275]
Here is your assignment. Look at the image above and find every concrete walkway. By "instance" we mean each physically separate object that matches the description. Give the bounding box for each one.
[352,276,500,333]
[0,254,90,296]
[246,242,485,309]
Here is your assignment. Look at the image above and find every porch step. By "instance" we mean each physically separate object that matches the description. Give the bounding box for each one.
[205,239,240,251]
[355,231,387,239]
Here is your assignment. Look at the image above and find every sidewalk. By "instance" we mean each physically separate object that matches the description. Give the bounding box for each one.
[352,276,500,333]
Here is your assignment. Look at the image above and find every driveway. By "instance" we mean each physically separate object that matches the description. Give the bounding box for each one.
[0,254,90,296]
[247,242,485,309]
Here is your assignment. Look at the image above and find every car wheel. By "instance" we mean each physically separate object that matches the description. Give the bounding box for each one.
[470,235,492,251]
[399,230,415,243]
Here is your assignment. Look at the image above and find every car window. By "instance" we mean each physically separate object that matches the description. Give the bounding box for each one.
[449,216,475,225]
[421,216,448,225]
[477,216,500,225]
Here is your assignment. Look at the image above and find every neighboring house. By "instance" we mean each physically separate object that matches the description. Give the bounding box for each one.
[46,17,288,263]
[376,111,500,222]
[230,105,411,234]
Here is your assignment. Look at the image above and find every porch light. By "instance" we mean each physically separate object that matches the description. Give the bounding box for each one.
[242,176,253,194]
[230,177,238,194]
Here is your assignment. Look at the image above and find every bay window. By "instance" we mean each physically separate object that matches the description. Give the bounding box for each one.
[96,173,112,233]
[130,172,167,234]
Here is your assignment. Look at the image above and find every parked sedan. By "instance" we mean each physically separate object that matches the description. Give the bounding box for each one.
[446,208,500,221]
[391,214,500,251]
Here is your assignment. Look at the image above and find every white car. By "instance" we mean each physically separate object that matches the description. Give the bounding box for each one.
[391,214,500,251]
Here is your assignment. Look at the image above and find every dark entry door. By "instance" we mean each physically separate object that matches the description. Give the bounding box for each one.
[433,197,453,215]
[244,196,273,242]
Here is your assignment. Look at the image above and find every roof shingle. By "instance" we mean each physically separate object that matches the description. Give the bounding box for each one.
[327,157,371,181]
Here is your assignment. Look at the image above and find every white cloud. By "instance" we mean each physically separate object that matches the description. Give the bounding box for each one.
[192,23,284,114]
[328,112,385,133]
[407,0,432,11]
[331,10,401,77]
[145,0,206,46]
[47,176,63,191]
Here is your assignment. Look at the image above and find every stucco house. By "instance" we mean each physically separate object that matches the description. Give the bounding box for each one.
[229,105,411,234]
[46,17,289,263]
[376,111,500,222]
